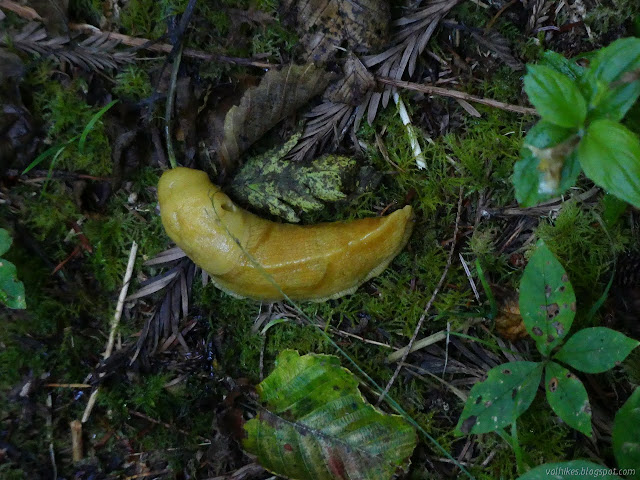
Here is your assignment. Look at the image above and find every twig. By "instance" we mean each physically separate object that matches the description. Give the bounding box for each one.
[165,44,183,169]
[70,420,83,462]
[47,394,57,480]
[105,241,138,358]
[0,1,275,68]
[46,383,91,388]
[83,241,138,423]
[129,409,210,443]
[377,187,464,405]
[377,76,538,116]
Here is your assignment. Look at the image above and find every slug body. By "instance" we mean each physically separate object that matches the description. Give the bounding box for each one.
[158,167,413,302]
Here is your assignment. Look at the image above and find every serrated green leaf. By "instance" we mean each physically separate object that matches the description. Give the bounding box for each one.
[588,80,640,122]
[577,119,640,208]
[545,362,591,436]
[554,327,639,373]
[0,228,11,257]
[0,258,26,309]
[514,121,581,206]
[587,37,640,85]
[524,65,587,127]
[519,240,576,356]
[516,460,623,480]
[455,361,543,435]
[584,38,640,121]
[613,387,640,478]
[540,51,586,82]
[244,350,417,480]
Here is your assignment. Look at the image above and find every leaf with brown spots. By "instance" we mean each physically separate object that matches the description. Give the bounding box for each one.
[554,327,639,374]
[519,240,576,356]
[243,350,417,480]
[544,361,592,436]
[455,361,543,435]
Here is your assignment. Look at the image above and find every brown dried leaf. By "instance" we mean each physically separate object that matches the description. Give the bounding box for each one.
[471,30,523,71]
[495,296,529,342]
[217,63,336,170]
[283,0,390,62]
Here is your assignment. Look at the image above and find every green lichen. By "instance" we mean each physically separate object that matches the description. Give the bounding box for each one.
[232,134,357,222]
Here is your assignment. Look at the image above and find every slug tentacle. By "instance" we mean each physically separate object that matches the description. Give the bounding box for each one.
[158,167,414,302]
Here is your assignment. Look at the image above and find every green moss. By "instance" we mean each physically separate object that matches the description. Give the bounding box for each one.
[585,0,640,35]
[23,75,113,176]
[120,0,190,38]
[535,200,629,323]
[114,66,153,101]
[84,168,166,291]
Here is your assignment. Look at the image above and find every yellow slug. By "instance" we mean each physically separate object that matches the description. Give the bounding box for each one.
[158,167,414,302]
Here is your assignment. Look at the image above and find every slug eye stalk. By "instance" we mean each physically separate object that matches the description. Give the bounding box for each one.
[158,167,414,302]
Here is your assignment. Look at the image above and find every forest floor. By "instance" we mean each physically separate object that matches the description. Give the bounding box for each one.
[1,0,640,478]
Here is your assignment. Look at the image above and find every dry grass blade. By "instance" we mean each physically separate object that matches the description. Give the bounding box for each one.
[4,22,134,70]
[144,246,187,266]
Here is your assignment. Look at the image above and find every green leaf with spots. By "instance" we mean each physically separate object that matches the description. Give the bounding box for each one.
[554,327,639,373]
[0,228,26,310]
[613,387,640,478]
[455,361,543,435]
[524,65,587,128]
[545,361,591,436]
[519,240,576,356]
[516,460,623,480]
[243,350,417,480]
[577,120,640,208]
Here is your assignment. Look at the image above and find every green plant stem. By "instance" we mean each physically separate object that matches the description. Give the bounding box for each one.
[511,421,525,474]
[165,45,183,169]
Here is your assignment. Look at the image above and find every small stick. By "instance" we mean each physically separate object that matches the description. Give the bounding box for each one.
[83,241,138,423]
[377,187,464,405]
[105,241,138,359]
[70,420,83,462]
[46,383,91,388]
[377,76,538,116]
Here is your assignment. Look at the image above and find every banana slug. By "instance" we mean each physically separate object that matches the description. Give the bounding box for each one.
[158,167,414,302]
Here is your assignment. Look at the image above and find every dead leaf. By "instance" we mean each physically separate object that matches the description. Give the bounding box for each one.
[283,0,390,62]
[471,30,523,71]
[217,63,336,170]
[325,54,376,105]
[495,296,528,342]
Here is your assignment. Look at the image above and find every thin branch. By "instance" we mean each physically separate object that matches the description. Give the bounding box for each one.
[70,23,274,69]
[377,76,538,116]
[0,1,275,68]
[83,241,138,423]
[377,186,464,405]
